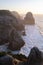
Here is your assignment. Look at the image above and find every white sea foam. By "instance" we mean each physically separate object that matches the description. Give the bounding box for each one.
[0,15,43,57]
[20,25,43,57]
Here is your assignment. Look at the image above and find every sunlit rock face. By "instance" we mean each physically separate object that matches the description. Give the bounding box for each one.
[12,11,24,30]
[0,10,25,50]
[0,10,25,31]
[24,12,35,25]
[12,11,25,35]
[12,11,21,20]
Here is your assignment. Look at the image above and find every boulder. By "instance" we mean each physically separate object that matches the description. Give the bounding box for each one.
[17,47,43,65]
[28,47,42,65]
[24,12,35,25]
[0,10,25,50]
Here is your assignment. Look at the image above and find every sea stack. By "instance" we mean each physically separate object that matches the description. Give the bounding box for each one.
[24,12,35,25]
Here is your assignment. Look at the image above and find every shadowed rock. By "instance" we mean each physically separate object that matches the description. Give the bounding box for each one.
[0,10,25,32]
[0,10,25,50]
[24,12,35,25]
[8,29,25,50]
[28,47,42,65]
[0,52,14,65]
[17,47,43,65]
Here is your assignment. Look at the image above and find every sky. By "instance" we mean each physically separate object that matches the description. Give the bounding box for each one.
[0,0,43,14]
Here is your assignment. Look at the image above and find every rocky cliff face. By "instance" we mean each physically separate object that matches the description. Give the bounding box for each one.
[8,29,25,50]
[12,11,21,20]
[0,10,25,50]
[24,12,35,25]
[12,11,25,31]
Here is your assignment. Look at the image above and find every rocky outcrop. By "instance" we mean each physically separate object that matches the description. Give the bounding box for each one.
[12,11,25,35]
[0,10,25,32]
[24,12,35,25]
[9,54,27,61]
[12,11,21,20]
[0,10,25,50]
[17,47,43,65]
[28,47,42,65]
[8,29,25,50]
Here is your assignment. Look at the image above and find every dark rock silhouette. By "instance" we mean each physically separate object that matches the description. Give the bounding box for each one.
[17,47,43,65]
[28,47,42,65]
[24,12,35,25]
[0,10,25,50]
[9,54,27,61]
[0,52,14,65]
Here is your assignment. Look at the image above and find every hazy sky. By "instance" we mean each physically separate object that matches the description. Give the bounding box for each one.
[0,0,43,14]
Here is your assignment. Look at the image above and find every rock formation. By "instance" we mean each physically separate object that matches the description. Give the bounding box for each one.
[28,47,42,65]
[12,11,25,29]
[0,10,25,50]
[12,11,25,35]
[17,47,43,65]
[24,12,35,25]
[12,11,21,20]
[8,29,25,50]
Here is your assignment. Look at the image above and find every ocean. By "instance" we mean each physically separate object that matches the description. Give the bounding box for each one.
[20,15,43,57]
[0,15,43,57]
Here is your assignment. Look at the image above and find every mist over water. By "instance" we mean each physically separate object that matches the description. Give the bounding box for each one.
[34,15,43,35]
[0,14,43,57]
[20,15,43,57]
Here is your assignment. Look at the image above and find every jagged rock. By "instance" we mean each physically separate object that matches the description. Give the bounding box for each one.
[9,54,27,61]
[0,52,14,65]
[24,12,35,25]
[0,10,25,50]
[28,47,42,65]
[17,47,43,65]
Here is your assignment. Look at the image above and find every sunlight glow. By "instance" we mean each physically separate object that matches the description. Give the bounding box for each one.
[0,0,43,14]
